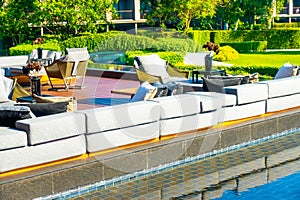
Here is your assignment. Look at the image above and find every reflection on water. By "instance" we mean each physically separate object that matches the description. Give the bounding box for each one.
[89,51,126,65]
[64,132,300,199]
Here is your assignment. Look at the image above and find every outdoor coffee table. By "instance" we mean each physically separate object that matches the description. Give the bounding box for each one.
[192,70,227,83]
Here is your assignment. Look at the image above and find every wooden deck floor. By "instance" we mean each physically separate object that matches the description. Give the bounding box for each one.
[23,76,140,110]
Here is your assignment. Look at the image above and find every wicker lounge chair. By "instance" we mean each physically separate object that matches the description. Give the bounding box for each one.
[133,54,189,84]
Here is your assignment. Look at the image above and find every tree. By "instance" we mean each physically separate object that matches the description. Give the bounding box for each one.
[217,0,285,30]
[0,0,38,46]
[34,0,118,39]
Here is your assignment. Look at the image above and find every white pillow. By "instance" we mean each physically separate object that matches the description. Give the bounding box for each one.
[130,81,157,102]
[274,62,298,79]
[0,75,14,102]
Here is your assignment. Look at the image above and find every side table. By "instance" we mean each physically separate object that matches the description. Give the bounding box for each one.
[192,70,227,83]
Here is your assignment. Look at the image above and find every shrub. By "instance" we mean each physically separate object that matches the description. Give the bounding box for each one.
[95,34,200,53]
[60,31,123,52]
[9,41,61,56]
[213,46,239,61]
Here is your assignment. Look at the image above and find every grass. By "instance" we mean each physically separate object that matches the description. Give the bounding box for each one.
[228,51,300,67]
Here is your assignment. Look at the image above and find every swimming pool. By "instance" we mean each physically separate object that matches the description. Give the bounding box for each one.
[46,130,300,200]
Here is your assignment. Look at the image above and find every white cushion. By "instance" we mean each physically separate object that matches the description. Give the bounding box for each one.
[81,101,160,133]
[149,94,201,119]
[16,112,86,145]
[266,93,300,113]
[135,54,167,71]
[187,92,237,112]
[0,75,14,102]
[0,135,86,173]
[0,127,27,150]
[220,101,266,122]
[160,112,218,136]
[0,55,28,68]
[30,49,38,60]
[223,84,268,105]
[274,62,298,79]
[258,76,300,98]
[86,122,159,153]
[130,81,157,102]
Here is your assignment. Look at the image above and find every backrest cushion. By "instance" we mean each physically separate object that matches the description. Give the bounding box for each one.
[202,77,241,93]
[0,75,14,102]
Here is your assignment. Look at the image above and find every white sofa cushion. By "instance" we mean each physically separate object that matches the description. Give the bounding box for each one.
[0,75,14,102]
[187,92,237,112]
[86,122,159,153]
[149,94,201,119]
[0,135,86,173]
[81,101,160,133]
[266,93,300,113]
[0,127,27,150]
[258,76,300,98]
[223,83,268,105]
[219,101,266,122]
[16,112,86,145]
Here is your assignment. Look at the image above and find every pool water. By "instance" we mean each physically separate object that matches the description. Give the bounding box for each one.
[60,131,300,200]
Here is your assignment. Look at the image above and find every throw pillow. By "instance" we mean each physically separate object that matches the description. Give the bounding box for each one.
[274,62,298,79]
[15,101,69,117]
[165,82,184,96]
[202,77,242,93]
[130,81,157,102]
[0,105,32,128]
[0,75,14,102]
[152,82,168,98]
[33,94,77,112]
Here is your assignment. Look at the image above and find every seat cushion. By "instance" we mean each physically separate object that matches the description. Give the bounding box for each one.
[224,83,268,105]
[258,76,300,98]
[149,94,201,119]
[0,127,27,150]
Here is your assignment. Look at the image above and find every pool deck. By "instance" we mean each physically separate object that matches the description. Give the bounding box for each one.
[1,69,300,199]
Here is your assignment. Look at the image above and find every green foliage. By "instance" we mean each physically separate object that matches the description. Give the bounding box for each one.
[9,42,61,56]
[61,31,123,52]
[137,29,187,39]
[34,0,118,38]
[273,22,300,28]
[94,33,200,53]
[213,46,239,62]
[220,41,267,53]
[192,30,300,50]
[187,30,210,47]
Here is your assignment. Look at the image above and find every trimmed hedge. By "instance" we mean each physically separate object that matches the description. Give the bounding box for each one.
[190,30,300,50]
[95,34,200,53]
[220,41,267,53]
[9,41,61,56]
[187,30,210,47]
[60,31,123,52]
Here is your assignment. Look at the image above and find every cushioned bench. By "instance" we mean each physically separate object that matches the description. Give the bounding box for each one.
[80,101,160,153]
[149,94,217,136]
[0,112,87,173]
[222,84,268,121]
[258,76,300,112]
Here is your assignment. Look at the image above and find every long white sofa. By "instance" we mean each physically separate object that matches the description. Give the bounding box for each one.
[1,76,300,173]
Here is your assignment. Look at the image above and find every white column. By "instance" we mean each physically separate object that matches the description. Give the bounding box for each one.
[134,0,140,20]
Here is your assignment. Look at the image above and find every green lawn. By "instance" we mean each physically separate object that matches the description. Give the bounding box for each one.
[228,51,300,67]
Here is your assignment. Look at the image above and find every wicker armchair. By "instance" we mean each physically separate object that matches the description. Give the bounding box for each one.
[133,54,189,84]
[44,60,75,91]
